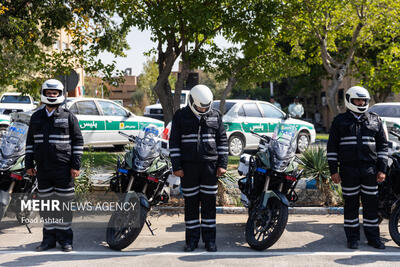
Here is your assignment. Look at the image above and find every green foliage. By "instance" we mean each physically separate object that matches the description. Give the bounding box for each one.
[316,134,329,141]
[355,33,400,102]
[299,147,330,183]
[299,147,342,206]
[82,150,119,170]
[227,156,240,168]
[75,149,95,202]
[277,0,400,115]
[0,1,129,93]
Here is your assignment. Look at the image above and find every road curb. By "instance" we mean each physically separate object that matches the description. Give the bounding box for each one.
[154,206,346,215]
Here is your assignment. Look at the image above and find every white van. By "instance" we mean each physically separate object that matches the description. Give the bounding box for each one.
[143,90,190,120]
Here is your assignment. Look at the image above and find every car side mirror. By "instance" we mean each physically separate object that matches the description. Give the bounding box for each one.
[34,101,39,106]
[283,113,290,120]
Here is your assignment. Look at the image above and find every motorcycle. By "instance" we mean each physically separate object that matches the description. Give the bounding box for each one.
[378,130,400,246]
[0,112,37,229]
[238,123,303,250]
[106,124,172,250]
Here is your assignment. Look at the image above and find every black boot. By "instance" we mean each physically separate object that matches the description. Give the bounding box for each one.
[205,242,217,252]
[35,242,56,252]
[367,240,385,249]
[347,240,359,249]
[184,241,198,252]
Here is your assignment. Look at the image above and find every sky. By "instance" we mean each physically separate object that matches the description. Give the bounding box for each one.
[98,28,234,77]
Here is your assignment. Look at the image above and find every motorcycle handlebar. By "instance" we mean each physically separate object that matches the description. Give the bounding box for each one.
[118,131,136,142]
[390,130,400,140]
[250,130,271,143]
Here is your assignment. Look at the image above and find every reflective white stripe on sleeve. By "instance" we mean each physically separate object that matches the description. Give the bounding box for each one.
[182,134,198,138]
[340,136,356,140]
[340,141,357,145]
[49,140,71,144]
[181,139,198,143]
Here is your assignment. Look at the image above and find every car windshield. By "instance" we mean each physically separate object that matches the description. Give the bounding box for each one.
[156,93,186,105]
[369,105,400,118]
[212,101,236,114]
[1,95,30,104]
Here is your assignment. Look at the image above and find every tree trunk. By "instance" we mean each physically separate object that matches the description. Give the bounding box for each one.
[326,76,342,117]
[219,76,237,114]
[153,41,181,124]
[174,55,191,113]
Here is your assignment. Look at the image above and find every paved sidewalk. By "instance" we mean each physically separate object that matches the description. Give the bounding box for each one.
[0,214,399,266]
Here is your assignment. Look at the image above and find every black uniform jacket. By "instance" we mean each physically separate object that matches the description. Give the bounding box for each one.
[169,106,228,172]
[327,110,388,175]
[25,106,84,171]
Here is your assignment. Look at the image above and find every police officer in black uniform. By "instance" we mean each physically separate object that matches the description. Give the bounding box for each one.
[169,84,228,252]
[26,79,84,252]
[327,86,388,249]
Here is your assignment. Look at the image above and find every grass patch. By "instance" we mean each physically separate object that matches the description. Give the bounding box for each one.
[316,133,329,140]
[82,151,120,169]
[227,156,240,170]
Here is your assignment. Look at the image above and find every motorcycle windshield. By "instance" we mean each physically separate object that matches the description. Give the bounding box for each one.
[270,123,298,171]
[134,124,162,163]
[0,122,28,163]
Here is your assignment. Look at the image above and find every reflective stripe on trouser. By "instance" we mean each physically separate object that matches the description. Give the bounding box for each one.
[340,165,380,243]
[181,161,217,244]
[37,167,74,246]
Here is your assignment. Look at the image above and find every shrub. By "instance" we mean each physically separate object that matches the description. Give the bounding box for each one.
[299,147,343,206]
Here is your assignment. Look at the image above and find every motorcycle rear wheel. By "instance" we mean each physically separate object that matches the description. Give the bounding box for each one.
[389,202,400,246]
[106,193,148,250]
[245,197,288,250]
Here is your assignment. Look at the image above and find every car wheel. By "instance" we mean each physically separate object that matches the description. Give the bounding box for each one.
[228,135,245,156]
[297,132,310,153]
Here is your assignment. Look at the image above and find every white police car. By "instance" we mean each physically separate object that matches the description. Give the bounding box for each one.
[66,98,164,147]
[369,103,400,140]
[213,100,316,156]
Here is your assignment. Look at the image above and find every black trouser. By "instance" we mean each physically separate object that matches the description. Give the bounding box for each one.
[37,167,74,246]
[340,165,380,243]
[181,161,218,244]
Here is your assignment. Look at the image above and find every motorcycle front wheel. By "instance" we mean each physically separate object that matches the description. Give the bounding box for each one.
[245,197,288,250]
[389,202,400,246]
[106,193,148,250]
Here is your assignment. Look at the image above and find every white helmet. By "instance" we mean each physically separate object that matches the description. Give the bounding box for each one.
[189,84,213,116]
[345,86,370,113]
[41,79,65,105]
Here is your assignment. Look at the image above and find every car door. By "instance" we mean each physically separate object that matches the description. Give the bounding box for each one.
[258,102,285,136]
[71,100,106,145]
[240,102,266,148]
[97,100,135,144]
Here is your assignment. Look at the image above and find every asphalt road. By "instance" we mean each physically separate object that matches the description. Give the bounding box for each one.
[0,213,400,266]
